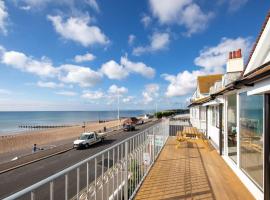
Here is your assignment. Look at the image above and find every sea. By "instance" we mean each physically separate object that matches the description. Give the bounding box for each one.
[0,110,151,135]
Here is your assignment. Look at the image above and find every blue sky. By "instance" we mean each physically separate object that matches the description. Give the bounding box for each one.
[0,0,269,111]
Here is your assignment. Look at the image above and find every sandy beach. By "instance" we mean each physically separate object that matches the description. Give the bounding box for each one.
[0,119,124,155]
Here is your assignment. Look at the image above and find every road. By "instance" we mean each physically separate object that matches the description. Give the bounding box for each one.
[0,120,158,199]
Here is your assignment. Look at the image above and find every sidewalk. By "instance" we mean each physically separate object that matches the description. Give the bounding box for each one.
[135,137,254,200]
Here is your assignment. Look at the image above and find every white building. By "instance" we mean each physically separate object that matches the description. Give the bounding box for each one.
[189,11,270,200]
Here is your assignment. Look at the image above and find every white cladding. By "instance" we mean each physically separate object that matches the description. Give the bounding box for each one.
[244,17,270,75]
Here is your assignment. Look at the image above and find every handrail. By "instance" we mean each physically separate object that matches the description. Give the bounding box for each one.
[3,120,166,200]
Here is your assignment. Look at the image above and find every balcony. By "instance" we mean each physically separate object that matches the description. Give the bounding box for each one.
[3,119,255,200]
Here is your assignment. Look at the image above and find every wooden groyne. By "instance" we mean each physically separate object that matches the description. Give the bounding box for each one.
[18,124,72,129]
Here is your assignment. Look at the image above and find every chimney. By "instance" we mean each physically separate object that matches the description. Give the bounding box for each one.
[229,52,232,59]
[232,51,236,58]
[226,49,244,73]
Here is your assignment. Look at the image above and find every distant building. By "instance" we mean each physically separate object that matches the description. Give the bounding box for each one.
[190,74,223,134]
[189,11,270,200]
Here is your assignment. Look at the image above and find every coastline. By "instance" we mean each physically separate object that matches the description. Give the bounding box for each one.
[0,118,124,155]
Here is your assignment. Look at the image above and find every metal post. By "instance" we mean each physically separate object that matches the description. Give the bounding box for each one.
[107,151,110,200]
[102,154,104,200]
[86,162,89,198]
[112,148,115,199]
[118,91,120,129]
[65,174,68,200]
[50,181,54,200]
[153,127,156,160]
[31,191,35,200]
[76,168,80,200]
[117,146,119,200]
[95,158,97,200]
[124,141,128,200]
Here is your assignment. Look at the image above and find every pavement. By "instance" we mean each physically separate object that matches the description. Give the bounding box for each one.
[0,120,159,199]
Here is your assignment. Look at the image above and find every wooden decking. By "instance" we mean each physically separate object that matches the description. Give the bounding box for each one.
[135,137,254,200]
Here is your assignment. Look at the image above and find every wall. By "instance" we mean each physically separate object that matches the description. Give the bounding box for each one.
[207,106,220,150]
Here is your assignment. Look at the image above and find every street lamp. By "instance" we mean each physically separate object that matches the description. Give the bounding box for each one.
[117,91,120,129]
[82,121,86,132]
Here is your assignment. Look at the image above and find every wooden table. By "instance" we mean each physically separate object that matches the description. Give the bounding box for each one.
[183,126,200,138]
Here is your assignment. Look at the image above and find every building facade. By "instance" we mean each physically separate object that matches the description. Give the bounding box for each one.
[189,11,270,200]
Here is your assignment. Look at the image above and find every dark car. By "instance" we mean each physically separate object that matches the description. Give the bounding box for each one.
[123,124,135,131]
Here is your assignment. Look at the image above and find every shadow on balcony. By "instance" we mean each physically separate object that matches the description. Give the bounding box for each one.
[135,137,254,200]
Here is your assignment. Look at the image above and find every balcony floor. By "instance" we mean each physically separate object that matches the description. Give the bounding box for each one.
[135,137,254,200]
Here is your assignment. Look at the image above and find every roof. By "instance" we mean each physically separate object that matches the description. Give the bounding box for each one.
[197,74,223,94]
[245,10,270,69]
[188,96,212,107]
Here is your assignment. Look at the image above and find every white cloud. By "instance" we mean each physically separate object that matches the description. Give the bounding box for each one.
[142,84,159,104]
[162,70,204,97]
[74,53,95,63]
[13,0,99,11]
[128,34,136,46]
[86,0,99,12]
[120,56,155,78]
[218,0,248,12]
[228,0,248,12]
[2,50,58,77]
[0,47,103,88]
[108,84,128,95]
[59,64,102,87]
[0,0,8,34]
[100,57,155,80]
[55,91,77,96]
[47,15,109,47]
[133,32,170,55]
[81,90,104,100]
[141,15,152,27]
[163,37,252,97]
[100,60,129,80]
[149,0,213,36]
[37,81,64,89]
[194,37,252,73]
[123,96,134,103]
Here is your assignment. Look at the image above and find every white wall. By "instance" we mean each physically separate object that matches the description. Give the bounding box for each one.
[244,17,270,75]
[207,106,220,150]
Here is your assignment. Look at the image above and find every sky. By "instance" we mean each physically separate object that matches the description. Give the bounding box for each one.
[0,0,269,111]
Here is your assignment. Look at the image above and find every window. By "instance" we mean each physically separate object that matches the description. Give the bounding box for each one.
[199,107,206,121]
[211,106,215,126]
[227,94,237,163]
[239,92,263,188]
[210,106,219,127]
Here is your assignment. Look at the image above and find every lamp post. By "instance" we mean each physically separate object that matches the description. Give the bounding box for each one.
[117,91,120,129]
[82,121,86,132]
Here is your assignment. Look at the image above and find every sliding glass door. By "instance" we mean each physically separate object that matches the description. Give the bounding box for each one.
[227,94,237,163]
[239,92,264,189]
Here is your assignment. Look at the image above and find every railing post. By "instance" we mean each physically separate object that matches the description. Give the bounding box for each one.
[76,168,80,200]
[65,174,68,200]
[124,141,129,200]
[153,127,156,160]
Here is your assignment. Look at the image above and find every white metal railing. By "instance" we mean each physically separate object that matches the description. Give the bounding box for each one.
[3,119,169,200]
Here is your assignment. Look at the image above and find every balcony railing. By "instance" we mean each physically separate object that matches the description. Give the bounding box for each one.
[3,119,169,200]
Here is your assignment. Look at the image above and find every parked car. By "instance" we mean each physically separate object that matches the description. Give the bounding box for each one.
[123,117,139,125]
[73,132,105,149]
[123,124,135,131]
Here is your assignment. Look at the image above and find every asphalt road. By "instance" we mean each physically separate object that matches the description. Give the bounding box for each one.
[0,120,159,200]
